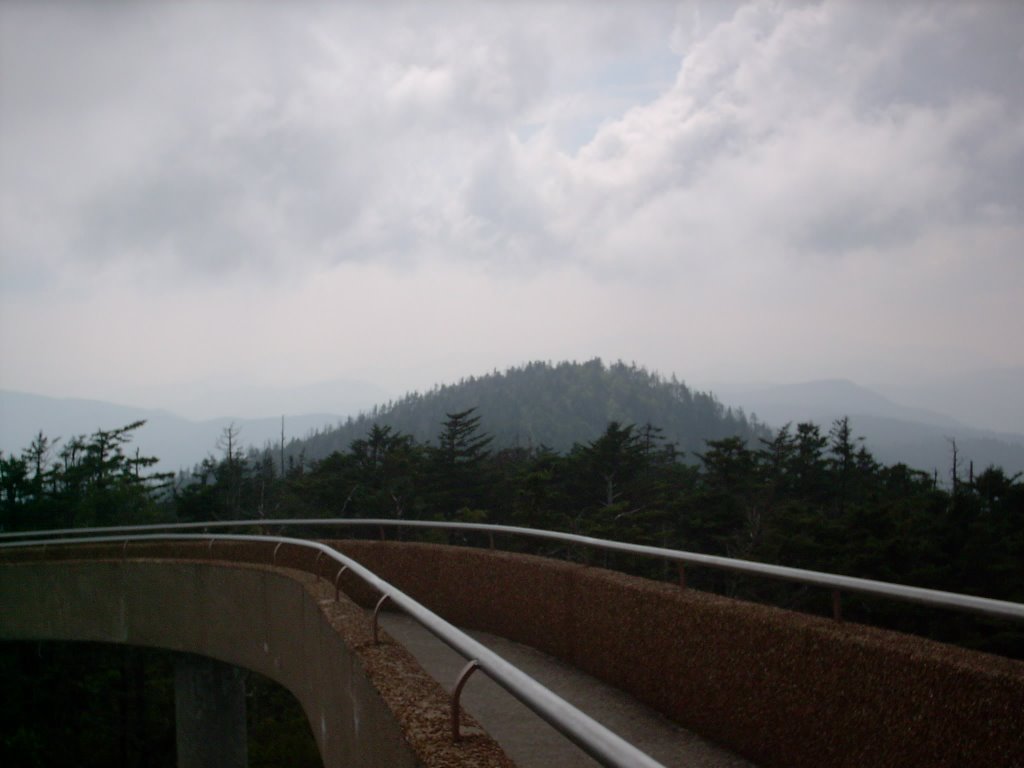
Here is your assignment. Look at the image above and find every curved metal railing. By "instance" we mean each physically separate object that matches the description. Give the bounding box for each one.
[0,531,666,768]
[3,518,1023,623]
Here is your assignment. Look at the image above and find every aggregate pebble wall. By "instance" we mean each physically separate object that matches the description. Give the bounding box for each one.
[331,540,1024,768]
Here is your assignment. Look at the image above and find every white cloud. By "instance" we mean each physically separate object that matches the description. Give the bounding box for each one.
[547,1,1024,271]
[1,1,1022,409]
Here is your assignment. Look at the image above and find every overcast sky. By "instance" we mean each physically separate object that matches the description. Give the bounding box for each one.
[1,1,1022,420]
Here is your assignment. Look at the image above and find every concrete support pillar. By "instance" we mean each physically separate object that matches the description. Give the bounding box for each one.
[175,654,248,768]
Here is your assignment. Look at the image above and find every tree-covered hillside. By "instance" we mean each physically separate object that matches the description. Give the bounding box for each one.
[4,406,1021,662]
[290,359,767,463]
[3,368,1022,662]
[4,390,1021,768]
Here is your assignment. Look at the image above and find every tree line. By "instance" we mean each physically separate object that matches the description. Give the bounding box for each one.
[3,407,1022,765]
[2,408,1021,656]
[0,421,173,531]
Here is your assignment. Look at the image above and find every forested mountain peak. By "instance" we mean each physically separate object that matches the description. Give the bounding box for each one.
[290,359,767,463]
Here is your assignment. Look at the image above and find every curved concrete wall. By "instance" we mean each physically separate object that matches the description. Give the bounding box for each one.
[333,540,1024,768]
[0,545,513,768]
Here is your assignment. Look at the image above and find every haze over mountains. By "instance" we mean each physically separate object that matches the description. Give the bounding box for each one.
[1,361,1022,479]
[0,392,342,476]
[711,367,1024,436]
[881,367,1024,436]
[134,378,391,422]
[717,378,1024,479]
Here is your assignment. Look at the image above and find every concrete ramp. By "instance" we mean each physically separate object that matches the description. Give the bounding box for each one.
[0,555,514,768]
[380,613,754,768]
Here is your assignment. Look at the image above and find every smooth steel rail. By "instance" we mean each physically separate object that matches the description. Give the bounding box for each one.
[3,518,1023,622]
[0,532,666,768]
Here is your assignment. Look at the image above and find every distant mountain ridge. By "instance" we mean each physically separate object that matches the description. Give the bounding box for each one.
[885,366,1024,435]
[151,377,390,421]
[0,390,342,474]
[719,379,1024,477]
[723,378,965,429]
[4,364,1022,479]
[289,359,768,462]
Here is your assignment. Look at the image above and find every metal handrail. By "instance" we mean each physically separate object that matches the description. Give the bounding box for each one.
[3,518,1023,623]
[0,532,666,768]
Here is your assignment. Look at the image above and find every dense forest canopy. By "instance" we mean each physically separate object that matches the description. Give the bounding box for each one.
[2,384,1021,656]
[3,371,1023,766]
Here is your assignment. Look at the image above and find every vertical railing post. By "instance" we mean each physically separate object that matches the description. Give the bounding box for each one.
[334,566,347,602]
[372,594,391,644]
[832,589,843,622]
[451,660,481,742]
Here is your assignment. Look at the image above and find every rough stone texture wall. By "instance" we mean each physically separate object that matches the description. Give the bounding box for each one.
[331,540,1024,768]
[0,543,514,768]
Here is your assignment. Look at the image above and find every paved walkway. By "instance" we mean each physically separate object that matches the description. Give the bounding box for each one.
[379,613,756,768]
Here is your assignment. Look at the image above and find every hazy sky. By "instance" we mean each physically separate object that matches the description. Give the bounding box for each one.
[1,1,1022,416]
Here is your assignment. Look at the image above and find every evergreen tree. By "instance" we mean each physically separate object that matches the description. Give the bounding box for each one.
[1,422,168,530]
[428,408,494,518]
